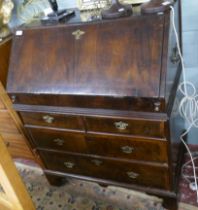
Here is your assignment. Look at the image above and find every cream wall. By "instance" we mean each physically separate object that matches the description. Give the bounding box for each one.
[182,0,198,144]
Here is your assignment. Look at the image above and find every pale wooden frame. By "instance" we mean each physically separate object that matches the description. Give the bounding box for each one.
[0,134,36,210]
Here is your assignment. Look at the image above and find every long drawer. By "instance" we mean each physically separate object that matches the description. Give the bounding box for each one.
[20,111,84,131]
[39,150,171,190]
[28,127,87,153]
[28,127,168,162]
[85,116,166,138]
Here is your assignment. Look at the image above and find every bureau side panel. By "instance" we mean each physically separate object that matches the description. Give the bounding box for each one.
[164,0,182,106]
[0,38,11,87]
[168,73,185,191]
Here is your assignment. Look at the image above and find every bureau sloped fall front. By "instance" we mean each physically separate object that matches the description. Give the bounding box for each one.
[6,2,184,210]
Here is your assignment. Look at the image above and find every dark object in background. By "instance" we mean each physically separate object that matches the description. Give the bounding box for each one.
[41,10,75,25]
[141,0,174,14]
[101,0,132,19]
[42,1,75,25]
[48,10,75,21]
[48,0,58,12]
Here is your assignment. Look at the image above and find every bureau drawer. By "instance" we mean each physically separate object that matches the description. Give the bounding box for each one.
[28,128,87,153]
[39,151,171,190]
[85,117,165,138]
[20,111,84,131]
[2,133,34,159]
[86,134,168,162]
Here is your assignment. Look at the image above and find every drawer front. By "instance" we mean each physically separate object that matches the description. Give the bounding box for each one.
[2,133,34,159]
[86,134,168,162]
[29,128,87,153]
[85,117,165,138]
[20,111,84,131]
[39,151,170,190]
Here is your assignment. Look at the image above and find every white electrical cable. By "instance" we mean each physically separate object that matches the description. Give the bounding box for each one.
[169,5,198,203]
[182,155,198,184]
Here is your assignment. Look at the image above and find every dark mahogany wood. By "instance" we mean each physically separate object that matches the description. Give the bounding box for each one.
[45,173,68,186]
[85,133,168,162]
[39,150,171,190]
[0,38,11,87]
[27,127,87,153]
[19,111,84,130]
[10,94,165,112]
[162,196,178,210]
[27,125,168,162]
[85,116,166,138]
[6,1,184,209]
[13,103,168,120]
[7,15,164,99]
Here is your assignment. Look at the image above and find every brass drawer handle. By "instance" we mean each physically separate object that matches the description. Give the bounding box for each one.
[114,121,128,130]
[53,138,64,146]
[121,146,134,154]
[91,159,103,166]
[42,115,54,124]
[64,161,75,169]
[127,171,139,179]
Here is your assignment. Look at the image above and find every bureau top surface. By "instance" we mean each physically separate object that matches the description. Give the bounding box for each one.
[7,14,166,98]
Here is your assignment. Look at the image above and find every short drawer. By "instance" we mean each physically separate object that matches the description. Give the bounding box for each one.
[1,133,34,159]
[86,134,168,162]
[39,151,171,190]
[28,128,87,153]
[20,111,84,131]
[85,117,165,138]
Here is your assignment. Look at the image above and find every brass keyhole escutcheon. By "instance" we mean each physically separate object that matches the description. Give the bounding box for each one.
[72,29,85,40]
[53,138,64,146]
[64,161,75,169]
[121,146,134,154]
[42,115,54,124]
[127,171,139,179]
[114,121,128,130]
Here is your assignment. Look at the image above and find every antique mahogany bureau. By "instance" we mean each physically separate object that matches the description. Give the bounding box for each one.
[7,1,184,209]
